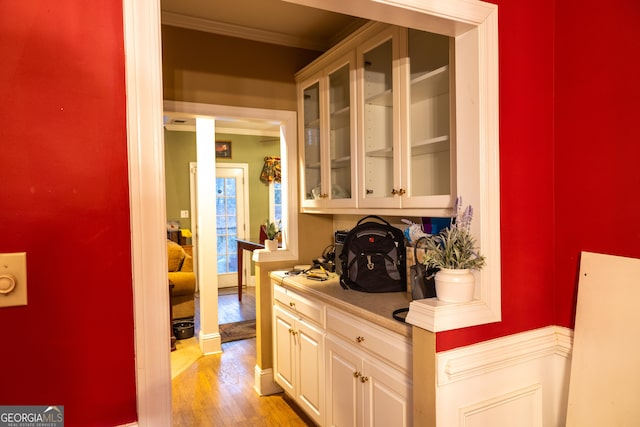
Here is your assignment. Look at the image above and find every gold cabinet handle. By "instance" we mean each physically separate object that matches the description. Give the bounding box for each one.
[391,188,398,195]
[360,376,369,383]
[398,188,406,196]
[289,301,296,308]
[353,371,361,378]
[356,336,365,343]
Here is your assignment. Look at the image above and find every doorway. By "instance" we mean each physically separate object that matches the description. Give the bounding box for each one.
[214,164,249,289]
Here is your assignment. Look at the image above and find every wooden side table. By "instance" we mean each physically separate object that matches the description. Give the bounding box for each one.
[169,281,176,351]
[236,237,265,302]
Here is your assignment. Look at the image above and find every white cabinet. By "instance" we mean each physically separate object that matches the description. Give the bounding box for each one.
[273,285,325,426]
[298,52,357,210]
[325,308,412,427]
[357,26,453,210]
[296,22,454,214]
[272,279,412,426]
[325,336,412,427]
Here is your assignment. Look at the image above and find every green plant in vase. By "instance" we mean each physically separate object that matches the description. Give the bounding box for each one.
[423,197,485,302]
[264,219,281,251]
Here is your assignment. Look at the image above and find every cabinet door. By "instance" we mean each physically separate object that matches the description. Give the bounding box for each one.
[326,336,362,427]
[403,28,454,209]
[325,53,356,208]
[296,319,325,425]
[299,76,323,208]
[362,358,412,427]
[358,27,403,209]
[273,305,296,395]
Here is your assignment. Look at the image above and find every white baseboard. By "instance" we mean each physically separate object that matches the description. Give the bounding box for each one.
[254,365,283,396]
[199,330,222,355]
[436,326,573,426]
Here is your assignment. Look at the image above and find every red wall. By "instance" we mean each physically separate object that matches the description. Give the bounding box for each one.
[0,2,137,426]
[2,0,639,422]
[437,0,640,351]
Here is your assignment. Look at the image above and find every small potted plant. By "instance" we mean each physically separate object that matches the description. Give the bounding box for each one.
[264,219,281,251]
[422,197,486,303]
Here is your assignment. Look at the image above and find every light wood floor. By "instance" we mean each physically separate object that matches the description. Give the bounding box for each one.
[172,286,313,426]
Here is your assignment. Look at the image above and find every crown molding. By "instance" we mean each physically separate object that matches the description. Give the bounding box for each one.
[161,11,328,51]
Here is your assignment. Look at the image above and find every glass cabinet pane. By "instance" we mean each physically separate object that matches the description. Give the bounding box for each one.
[328,64,351,200]
[362,39,394,200]
[408,29,451,197]
[303,81,321,201]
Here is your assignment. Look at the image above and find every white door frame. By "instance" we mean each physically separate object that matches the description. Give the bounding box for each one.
[123,0,498,425]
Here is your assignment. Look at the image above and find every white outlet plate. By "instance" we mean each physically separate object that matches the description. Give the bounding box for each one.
[180,210,189,218]
[0,252,27,307]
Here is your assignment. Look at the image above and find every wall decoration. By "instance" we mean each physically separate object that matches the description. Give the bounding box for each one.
[215,141,232,158]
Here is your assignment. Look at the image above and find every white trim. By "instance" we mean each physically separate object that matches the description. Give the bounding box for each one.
[437,326,573,386]
[128,1,500,425]
[435,326,573,426]
[161,11,329,52]
[254,366,283,396]
[164,101,299,265]
[123,0,172,425]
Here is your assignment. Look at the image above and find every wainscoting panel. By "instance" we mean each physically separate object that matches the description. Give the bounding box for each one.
[436,326,573,426]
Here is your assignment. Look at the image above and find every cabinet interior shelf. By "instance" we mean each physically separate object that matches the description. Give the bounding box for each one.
[410,65,449,102]
[330,156,351,168]
[330,105,350,129]
[411,135,450,155]
[365,89,393,107]
[304,118,320,128]
[365,135,449,158]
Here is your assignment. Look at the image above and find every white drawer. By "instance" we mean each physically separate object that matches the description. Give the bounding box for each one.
[326,307,411,372]
[273,284,324,326]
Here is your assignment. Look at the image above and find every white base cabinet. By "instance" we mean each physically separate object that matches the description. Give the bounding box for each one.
[272,280,412,426]
[326,335,412,427]
[273,287,325,425]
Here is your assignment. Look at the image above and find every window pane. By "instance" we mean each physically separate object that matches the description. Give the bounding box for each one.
[217,255,227,273]
[225,178,236,197]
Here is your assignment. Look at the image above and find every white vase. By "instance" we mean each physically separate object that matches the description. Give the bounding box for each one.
[435,268,475,303]
[264,239,279,251]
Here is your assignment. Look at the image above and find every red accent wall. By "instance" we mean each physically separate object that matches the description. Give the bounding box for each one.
[2,0,639,421]
[0,2,137,426]
[437,0,640,351]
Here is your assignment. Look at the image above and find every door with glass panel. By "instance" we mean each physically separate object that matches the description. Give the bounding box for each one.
[215,165,247,288]
[299,53,356,209]
[357,26,402,208]
[403,28,453,208]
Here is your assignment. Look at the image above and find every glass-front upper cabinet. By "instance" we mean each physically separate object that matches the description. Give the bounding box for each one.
[300,79,321,206]
[357,26,453,209]
[298,53,356,210]
[404,28,453,209]
[357,27,400,209]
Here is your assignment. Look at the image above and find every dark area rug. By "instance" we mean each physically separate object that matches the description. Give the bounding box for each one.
[220,319,256,343]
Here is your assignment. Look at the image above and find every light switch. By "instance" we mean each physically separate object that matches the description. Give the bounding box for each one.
[0,252,27,308]
[180,210,189,219]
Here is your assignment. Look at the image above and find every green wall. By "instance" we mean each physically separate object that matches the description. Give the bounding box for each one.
[164,130,280,239]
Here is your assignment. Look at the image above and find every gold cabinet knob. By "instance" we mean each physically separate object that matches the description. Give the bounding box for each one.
[356,336,365,343]
[360,376,369,383]
[353,371,361,378]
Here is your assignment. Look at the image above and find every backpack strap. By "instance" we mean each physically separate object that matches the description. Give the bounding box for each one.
[356,215,391,227]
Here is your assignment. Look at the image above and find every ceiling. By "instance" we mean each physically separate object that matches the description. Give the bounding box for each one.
[161,0,366,136]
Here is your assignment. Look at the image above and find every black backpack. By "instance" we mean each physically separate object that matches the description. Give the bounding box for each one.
[339,215,407,293]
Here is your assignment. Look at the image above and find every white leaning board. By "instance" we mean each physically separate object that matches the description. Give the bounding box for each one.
[566,251,640,426]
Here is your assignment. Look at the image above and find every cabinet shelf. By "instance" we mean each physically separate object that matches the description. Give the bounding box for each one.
[305,161,321,169]
[330,105,350,130]
[411,65,449,103]
[330,155,351,168]
[411,135,450,155]
[365,147,393,158]
[365,89,393,107]
[304,117,320,128]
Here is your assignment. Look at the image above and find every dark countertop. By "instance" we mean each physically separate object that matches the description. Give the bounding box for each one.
[270,270,412,337]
